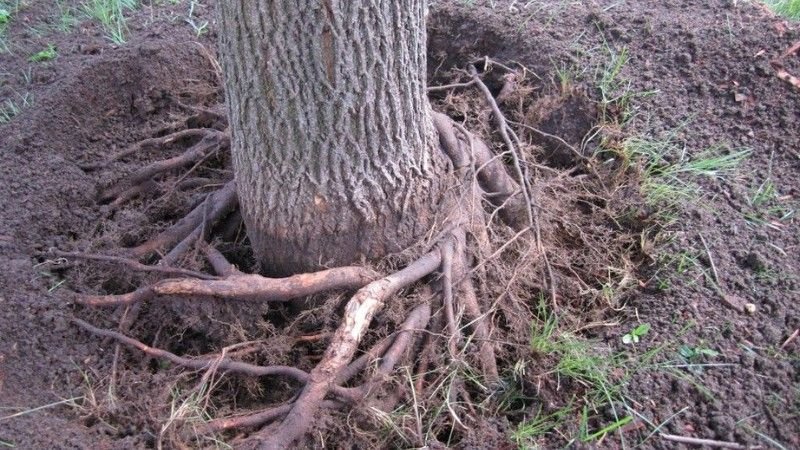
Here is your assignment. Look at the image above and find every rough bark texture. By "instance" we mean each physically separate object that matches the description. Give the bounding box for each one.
[218,0,450,275]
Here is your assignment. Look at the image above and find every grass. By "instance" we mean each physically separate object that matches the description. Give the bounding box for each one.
[54,0,80,33]
[0,0,22,53]
[0,396,82,422]
[512,295,742,448]
[764,0,800,19]
[0,90,32,123]
[28,43,56,62]
[81,0,138,44]
[745,168,796,230]
[513,299,634,448]
[595,43,658,125]
[619,131,749,224]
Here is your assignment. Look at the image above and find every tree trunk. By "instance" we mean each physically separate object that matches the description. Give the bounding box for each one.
[218,0,451,276]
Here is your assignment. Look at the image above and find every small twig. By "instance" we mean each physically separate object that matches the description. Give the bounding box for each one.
[780,329,799,350]
[660,433,755,449]
[427,80,476,92]
[699,234,721,286]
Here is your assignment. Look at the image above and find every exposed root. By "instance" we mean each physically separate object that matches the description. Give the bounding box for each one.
[99,130,229,206]
[255,250,442,449]
[468,64,535,229]
[73,318,314,382]
[130,180,238,260]
[63,59,608,447]
[50,249,217,280]
[342,303,431,399]
[77,265,378,307]
[80,129,213,172]
[432,111,527,229]
[450,228,499,380]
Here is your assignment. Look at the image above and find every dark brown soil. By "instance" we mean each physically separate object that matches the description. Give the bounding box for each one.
[1,1,797,449]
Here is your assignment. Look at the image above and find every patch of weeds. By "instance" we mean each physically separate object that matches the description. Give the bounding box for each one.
[516,299,637,447]
[511,404,572,447]
[0,90,33,123]
[28,43,56,62]
[764,0,800,19]
[622,323,650,345]
[0,7,9,26]
[81,0,138,44]
[619,130,749,224]
[185,0,208,36]
[595,42,657,125]
[745,176,795,230]
[677,344,720,362]
[54,0,80,33]
[0,0,22,53]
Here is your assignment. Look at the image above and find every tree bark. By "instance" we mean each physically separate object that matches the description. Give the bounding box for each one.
[218,0,450,275]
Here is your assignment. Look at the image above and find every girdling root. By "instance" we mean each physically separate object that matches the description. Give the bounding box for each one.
[63,66,562,448]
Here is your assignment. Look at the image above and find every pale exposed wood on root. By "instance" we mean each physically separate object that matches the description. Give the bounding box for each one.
[153,266,379,302]
[52,250,217,280]
[256,250,442,449]
[340,303,431,400]
[334,332,395,386]
[130,181,237,259]
[78,286,156,307]
[78,265,378,307]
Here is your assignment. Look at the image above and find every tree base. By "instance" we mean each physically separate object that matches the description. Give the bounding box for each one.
[56,61,637,448]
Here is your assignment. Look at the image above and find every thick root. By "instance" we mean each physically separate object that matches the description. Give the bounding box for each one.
[98,130,229,206]
[129,180,238,260]
[255,250,442,449]
[77,265,378,307]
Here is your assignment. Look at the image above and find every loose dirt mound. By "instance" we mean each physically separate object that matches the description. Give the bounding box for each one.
[0,27,219,446]
[0,1,797,449]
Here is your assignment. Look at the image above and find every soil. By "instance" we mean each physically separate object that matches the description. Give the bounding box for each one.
[0,1,798,449]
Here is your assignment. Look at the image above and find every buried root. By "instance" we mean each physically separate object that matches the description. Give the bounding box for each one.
[57,61,640,448]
